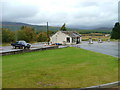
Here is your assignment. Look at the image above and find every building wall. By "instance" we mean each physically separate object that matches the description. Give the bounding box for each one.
[50,31,71,44]
[79,37,82,43]
[50,31,82,44]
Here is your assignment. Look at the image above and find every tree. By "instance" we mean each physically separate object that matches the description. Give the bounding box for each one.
[2,28,15,43]
[60,23,67,31]
[37,32,48,42]
[111,22,120,39]
[17,26,36,42]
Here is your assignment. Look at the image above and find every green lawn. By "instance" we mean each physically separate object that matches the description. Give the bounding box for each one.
[2,47,118,88]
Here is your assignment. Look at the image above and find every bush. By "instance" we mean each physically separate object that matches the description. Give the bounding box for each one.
[2,29,15,43]
[37,32,49,42]
[17,26,36,42]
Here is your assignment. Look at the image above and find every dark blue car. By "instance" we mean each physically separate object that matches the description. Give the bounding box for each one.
[11,41,31,49]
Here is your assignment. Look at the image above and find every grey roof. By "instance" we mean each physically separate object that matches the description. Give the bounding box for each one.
[61,31,81,37]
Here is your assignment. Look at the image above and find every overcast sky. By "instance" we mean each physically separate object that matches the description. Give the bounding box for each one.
[1,0,119,29]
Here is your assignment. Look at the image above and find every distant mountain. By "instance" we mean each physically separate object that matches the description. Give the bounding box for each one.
[1,21,60,32]
[2,22,30,26]
[95,27,112,30]
[1,21,112,33]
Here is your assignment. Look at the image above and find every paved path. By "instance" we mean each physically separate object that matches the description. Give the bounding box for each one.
[71,41,119,58]
[0,43,50,53]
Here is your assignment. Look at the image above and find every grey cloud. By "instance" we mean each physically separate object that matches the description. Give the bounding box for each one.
[2,2,39,21]
[81,1,98,7]
[118,1,120,22]
[1,0,119,29]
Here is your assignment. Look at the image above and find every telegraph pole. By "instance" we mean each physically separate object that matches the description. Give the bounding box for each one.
[47,22,49,45]
[15,31,17,42]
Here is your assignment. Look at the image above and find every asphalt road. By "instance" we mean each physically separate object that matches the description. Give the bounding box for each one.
[0,43,49,53]
[72,41,119,58]
[1,41,119,58]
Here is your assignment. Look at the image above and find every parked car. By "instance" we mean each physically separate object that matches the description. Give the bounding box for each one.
[11,41,31,49]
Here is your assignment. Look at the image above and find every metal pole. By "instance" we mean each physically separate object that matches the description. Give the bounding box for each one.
[15,31,17,42]
[47,22,49,45]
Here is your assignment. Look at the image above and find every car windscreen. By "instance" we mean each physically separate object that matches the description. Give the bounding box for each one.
[16,41,19,44]
[19,41,27,45]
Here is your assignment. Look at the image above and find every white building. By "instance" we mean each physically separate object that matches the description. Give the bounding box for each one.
[105,34,110,37]
[50,31,82,44]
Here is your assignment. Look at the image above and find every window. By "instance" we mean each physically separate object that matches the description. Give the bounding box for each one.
[66,37,70,43]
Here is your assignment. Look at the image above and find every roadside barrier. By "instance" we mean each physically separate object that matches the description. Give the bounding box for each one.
[1,46,58,56]
[72,81,120,90]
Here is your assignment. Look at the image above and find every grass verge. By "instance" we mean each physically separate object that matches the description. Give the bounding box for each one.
[2,47,118,88]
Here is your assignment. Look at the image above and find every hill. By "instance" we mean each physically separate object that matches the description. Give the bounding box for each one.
[1,21,112,33]
[1,22,60,32]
